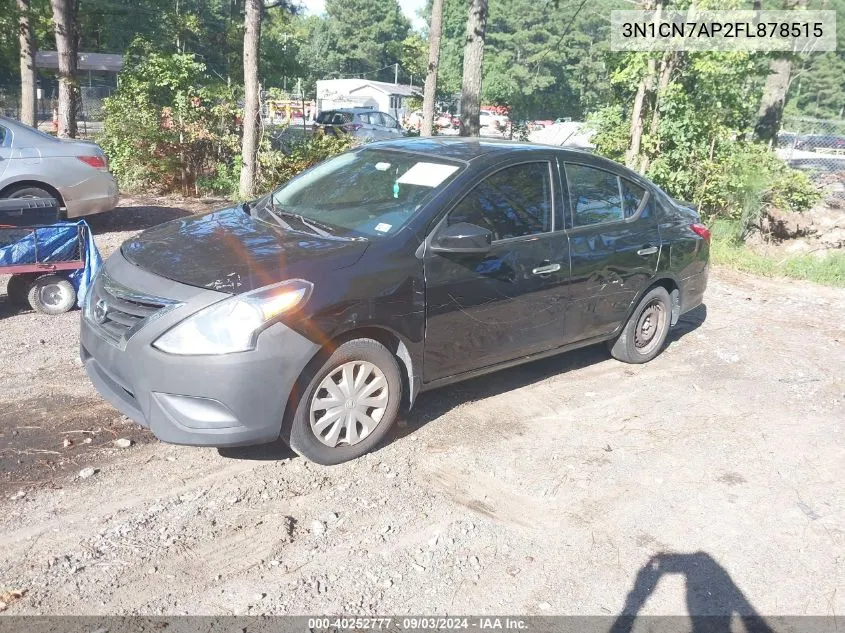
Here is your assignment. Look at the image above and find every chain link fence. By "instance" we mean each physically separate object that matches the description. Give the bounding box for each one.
[778,116,845,202]
[0,85,113,135]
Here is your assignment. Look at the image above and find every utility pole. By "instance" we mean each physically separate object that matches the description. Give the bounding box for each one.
[394,63,398,85]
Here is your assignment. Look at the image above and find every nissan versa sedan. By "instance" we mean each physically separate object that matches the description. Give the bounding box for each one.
[80,138,709,465]
[0,116,118,217]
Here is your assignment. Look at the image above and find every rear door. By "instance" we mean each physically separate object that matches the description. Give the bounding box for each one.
[561,162,661,343]
[423,158,571,381]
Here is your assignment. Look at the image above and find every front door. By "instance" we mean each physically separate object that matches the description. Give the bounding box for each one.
[561,162,661,343]
[423,160,570,382]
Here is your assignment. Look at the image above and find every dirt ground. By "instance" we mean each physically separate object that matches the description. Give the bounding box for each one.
[0,196,843,617]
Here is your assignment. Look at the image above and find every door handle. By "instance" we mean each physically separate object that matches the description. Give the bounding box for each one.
[532,263,561,276]
[637,246,658,256]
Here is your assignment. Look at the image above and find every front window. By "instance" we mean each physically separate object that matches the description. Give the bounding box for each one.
[448,162,552,241]
[259,149,463,238]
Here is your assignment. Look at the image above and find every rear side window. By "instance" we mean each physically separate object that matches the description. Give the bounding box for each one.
[621,179,652,218]
[449,162,552,241]
[565,164,623,226]
[0,125,7,145]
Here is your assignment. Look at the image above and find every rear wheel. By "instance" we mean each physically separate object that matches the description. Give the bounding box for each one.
[608,286,672,364]
[285,338,402,465]
[1,185,54,201]
[27,274,76,315]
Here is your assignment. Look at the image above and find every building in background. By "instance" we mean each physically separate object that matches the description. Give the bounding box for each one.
[316,79,420,121]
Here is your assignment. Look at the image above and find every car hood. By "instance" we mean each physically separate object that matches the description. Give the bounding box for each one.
[120,206,369,294]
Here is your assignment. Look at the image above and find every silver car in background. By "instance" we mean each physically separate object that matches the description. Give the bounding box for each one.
[0,116,118,218]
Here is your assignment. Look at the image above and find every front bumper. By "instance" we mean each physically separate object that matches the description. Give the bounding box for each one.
[80,251,321,447]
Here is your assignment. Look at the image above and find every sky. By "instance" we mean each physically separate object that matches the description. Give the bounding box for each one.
[299,0,427,30]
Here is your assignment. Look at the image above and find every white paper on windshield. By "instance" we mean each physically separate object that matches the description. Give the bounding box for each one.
[375,162,392,171]
[374,223,392,233]
[397,162,459,188]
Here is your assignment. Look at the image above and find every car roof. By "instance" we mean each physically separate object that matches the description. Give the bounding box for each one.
[365,136,597,164]
[327,107,376,113]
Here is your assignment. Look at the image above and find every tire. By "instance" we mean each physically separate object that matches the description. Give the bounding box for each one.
[5,274,34,305]
[2,185,54,201]
[608,286,672,364]
[285,338,402,465]
[27,274,77,315]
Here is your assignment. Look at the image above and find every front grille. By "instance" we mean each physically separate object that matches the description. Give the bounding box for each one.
[87,271,177,348]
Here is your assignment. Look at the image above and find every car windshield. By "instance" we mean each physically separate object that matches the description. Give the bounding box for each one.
[258,148,463,238]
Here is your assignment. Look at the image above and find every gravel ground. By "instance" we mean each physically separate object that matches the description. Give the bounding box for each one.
[0,196,843,616]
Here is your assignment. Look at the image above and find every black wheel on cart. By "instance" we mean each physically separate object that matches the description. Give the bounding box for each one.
[5,274,33,304]
[27,274,76,315]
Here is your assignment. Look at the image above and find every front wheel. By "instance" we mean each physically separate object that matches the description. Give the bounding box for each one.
[608,286,672,364]
[285,338,402,465]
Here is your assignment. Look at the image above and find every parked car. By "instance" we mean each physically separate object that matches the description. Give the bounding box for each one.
[0,116,118,218]
[313,108,404,141]
[81,138,709,465]
[795,134,845,152]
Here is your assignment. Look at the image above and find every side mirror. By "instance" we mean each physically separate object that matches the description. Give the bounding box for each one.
[430,222,492,254]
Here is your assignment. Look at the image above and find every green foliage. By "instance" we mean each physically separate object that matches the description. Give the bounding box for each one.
[99,41,240,193]
[587,106,628,163]
[322,0,410,79]
[437,0,619,117]
[592,46,819,239]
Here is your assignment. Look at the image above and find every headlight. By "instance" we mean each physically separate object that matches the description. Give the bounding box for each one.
[152,279,312,355]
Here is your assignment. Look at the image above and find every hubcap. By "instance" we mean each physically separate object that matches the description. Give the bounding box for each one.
[634,299,666,354]
[39,283,69,308]
[310,361,389,448]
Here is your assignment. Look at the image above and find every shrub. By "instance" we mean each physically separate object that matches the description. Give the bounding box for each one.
[100,40,240,195]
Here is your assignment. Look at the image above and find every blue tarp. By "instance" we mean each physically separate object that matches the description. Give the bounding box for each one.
[0,220,102,307]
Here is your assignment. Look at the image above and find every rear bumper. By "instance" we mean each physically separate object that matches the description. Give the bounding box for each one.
[63,172,119,218]
[679,266,709,315]
[80,252,321,447]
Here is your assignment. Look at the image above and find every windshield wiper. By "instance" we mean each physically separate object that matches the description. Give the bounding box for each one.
[277,210,336,237]
[262,195,338,237]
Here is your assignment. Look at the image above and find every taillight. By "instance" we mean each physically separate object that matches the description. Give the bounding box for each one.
[78,155,108,170]
[691,223,711,243]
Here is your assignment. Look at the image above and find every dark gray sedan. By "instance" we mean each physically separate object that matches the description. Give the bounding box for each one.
[81,138,709,465]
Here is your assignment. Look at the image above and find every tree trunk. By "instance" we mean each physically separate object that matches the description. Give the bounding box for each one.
[459,0,488,137]
[238,0,262,200]
[626,70,650,171]
[754,58,791,144]
[639,51,676,173]
[753,0,806,143]
[421,0,444,137]
[17,0,37,127]
[51,0,78,138]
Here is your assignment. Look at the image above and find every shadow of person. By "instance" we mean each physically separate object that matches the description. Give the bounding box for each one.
[611,552,774,633]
